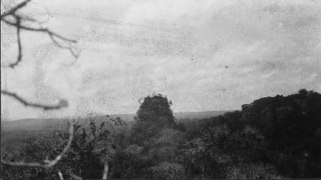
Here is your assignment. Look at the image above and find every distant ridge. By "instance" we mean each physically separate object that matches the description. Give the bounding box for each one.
[174,110,229,120]
[2,110,230,131]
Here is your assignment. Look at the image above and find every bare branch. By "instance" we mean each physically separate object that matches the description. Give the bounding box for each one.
[2,18,77,43]
[68,173,83,180]
[102,162,109,180]
[1,90,68,110]
[1,0,79,68]
[44,123,74,167]
[1,16,79,68]
[1,2,82,178]
[58,170,64,180]
[1,122,75,168]
[15,14,37,22]
[7,17,23,68]
[49,33,80,59]
[0,0,32,19]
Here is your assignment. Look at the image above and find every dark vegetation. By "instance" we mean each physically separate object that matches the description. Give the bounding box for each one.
[2,1,321,179]
[1,89,321,179]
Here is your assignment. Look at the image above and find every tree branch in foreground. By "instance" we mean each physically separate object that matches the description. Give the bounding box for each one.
[0,0,32,20]
[7,17,23,68]
[68,173,83,180]
[1,121,75,168]
[1,0,80,68]
[1,90,68,110]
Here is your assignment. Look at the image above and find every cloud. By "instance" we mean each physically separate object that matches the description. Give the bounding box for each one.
[1,0,321,119]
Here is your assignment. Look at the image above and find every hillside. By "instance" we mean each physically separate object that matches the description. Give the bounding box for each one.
[1,110,228,132]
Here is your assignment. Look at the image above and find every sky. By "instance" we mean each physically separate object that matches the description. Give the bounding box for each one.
[1,0,321,120]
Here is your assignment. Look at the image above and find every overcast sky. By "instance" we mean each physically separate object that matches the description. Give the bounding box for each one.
[1,0,321,120]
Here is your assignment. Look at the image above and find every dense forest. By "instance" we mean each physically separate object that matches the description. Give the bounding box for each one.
[1,89,321,179]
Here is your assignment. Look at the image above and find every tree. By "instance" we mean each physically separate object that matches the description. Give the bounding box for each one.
[1,1,81,179]
[131,94,175,151]
[66,117,119,180]
[136,94,175,128]
[241,89,321,177]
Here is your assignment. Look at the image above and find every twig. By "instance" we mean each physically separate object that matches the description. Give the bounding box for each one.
[58,170,64,180]
[1,0,79,68]
[68,173,83,180]
[2,18,77,43]
[1,90,68,110]
[2,17,78,68]
[102,162,109,180]
[49,33,80,59]
[8,17,22,68]
[0,0,32,20]
[1,122,75,168]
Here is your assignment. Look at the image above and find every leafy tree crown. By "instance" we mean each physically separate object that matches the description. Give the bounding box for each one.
[136,94,175,127]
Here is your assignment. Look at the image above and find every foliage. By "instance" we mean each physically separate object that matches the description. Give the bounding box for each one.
[150,162,185,180]
[1,117,123,179]
[2,90,321,179]
[65,119,116,179]
[1,131,69,180]
[242,89,321,177]
[136,94,175,129]
[226,163,281,180]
